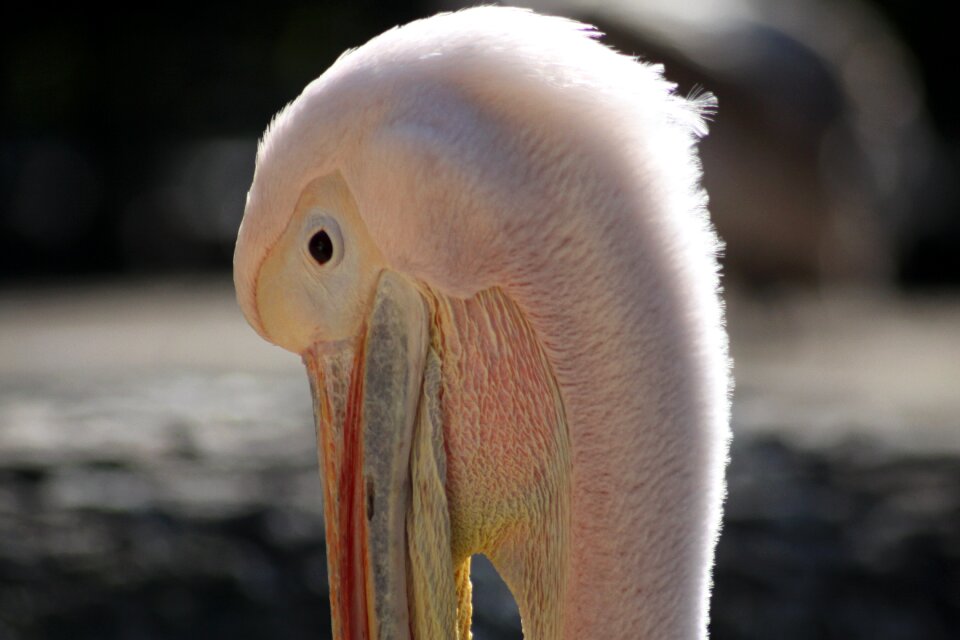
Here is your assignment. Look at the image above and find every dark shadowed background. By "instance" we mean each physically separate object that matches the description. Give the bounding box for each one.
[2,1,958,639]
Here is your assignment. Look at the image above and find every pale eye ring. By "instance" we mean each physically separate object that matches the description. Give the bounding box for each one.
[303,215,344,268]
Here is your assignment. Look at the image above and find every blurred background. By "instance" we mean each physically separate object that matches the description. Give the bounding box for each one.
[1,1,958,638]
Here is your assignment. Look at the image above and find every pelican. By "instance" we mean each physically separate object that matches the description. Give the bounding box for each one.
[234,7,730,639]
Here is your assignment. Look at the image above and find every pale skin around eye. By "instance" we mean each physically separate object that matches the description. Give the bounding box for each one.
[253,173,387,354]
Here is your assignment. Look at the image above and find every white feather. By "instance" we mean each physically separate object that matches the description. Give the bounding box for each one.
[236,7,731,638]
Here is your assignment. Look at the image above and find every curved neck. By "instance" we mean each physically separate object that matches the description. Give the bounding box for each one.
[341,58,729,638]
[504,209,727,639]
[431,258,727,639]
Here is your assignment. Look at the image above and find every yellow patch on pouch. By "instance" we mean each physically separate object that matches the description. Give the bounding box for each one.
[423,286,572,639]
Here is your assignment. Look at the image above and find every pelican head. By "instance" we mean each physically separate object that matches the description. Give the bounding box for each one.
[234,7,730,639]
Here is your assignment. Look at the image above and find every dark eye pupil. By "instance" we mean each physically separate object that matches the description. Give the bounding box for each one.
[309,230,334,264]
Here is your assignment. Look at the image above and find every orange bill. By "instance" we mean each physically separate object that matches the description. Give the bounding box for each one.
[304,272,430,640]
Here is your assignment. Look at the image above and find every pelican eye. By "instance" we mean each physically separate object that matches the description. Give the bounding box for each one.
[309,230,334,265]
[303,214,343,268]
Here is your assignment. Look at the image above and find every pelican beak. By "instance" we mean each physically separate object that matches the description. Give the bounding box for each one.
[303,271,429,640]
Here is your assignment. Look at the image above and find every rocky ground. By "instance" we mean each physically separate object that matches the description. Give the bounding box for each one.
[0,279,958,639]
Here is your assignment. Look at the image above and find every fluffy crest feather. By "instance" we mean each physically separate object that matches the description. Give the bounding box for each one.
[236,6,717,316]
